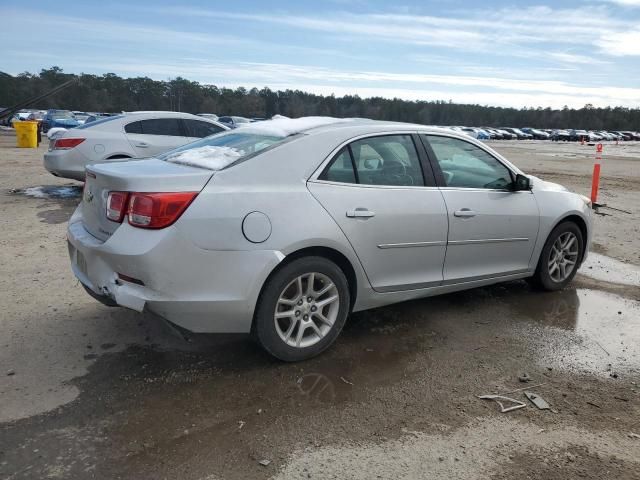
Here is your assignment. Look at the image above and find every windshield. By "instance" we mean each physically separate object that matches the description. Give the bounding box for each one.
[160,131,286,171]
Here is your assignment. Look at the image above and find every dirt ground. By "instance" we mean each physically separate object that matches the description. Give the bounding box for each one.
[0,132,639,480]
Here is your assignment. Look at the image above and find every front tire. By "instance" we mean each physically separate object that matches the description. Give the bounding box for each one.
[254,256,350,362]
[530,221,583,291]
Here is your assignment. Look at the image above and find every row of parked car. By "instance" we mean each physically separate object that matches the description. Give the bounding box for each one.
[446,125,640,142]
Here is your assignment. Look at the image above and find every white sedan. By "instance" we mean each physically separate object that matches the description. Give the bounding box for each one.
[44,111,228,181]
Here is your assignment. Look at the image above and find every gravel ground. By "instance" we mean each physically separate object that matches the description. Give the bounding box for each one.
[0,132,639,480]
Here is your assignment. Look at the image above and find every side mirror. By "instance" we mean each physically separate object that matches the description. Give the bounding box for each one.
[513,174,531,191]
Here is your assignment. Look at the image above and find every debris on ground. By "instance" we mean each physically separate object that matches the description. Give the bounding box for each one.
[629,433,640,440]
[238,421,245,430]
[340,376,354,385]
[477,395,526,413]
[518,373,532,383]
[587,401,602,408]
[524,391,551,410]
[258,459,271,467]
[7,369,15,376]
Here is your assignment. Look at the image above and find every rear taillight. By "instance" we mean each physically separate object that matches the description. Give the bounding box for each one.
[106,191,197,228]
[53,138,85,150]
[128,192,198,229]
[106,191,129,223]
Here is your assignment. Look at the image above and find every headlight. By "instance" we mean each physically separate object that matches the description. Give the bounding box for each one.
[579,194,592,208]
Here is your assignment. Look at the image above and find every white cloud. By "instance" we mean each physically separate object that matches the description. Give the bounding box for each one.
[603,0,640,5]
[595,30,640,55]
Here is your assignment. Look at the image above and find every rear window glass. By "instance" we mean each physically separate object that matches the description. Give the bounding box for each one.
[159,131,287,171]
[77,115,123,130]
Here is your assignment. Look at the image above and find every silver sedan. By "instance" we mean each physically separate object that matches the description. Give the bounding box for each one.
[67,117,592,361]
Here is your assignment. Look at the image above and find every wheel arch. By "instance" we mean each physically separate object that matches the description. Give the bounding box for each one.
[550,213,589,264]
[251,246,359,332]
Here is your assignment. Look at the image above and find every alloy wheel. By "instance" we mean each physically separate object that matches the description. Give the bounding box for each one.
[547,232,579,282]
[274,272,340,348]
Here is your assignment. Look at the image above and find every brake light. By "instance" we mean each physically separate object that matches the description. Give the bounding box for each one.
[127,192,197,229]
[53,138,85,150]
[106,191,129,223]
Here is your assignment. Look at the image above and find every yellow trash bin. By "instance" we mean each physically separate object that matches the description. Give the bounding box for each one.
[15,121,39,148]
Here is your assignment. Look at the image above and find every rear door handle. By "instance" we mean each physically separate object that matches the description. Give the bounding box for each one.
[346,208,375,218]
[454,208,476,218]
[134,142,149,148]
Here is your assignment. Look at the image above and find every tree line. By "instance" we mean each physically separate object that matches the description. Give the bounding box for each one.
[1,67,639,130]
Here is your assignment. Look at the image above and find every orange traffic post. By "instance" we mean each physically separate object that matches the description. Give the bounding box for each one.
[591,143,603,204]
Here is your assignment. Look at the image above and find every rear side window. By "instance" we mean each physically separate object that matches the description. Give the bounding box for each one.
[320,135,425,187]
[319,147,356,184]
[124,121,142,134]
[183,119,224,138]
[125,118,183,136]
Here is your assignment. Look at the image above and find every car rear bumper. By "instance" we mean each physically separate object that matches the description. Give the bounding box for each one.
[66,207,283,333]
[44,149,88,181]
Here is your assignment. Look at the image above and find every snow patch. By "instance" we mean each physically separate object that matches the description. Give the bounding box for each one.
[238,116,354,137]
[165,146,243,171]
[47,128,68,140]
[18,186,82,199]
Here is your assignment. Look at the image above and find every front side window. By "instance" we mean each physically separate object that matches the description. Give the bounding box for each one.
[423,135,513,190]
[320,135,425,187]
[183,119,224,138]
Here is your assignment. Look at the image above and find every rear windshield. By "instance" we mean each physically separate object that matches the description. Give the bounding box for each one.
[76,115,123,129]
[51,111,75,119]
[159,131,286,171]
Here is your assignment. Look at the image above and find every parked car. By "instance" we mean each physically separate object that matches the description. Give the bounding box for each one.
[521,128,550,140]
[67,117,592,361]
[569,129,589,142]
[44,112,228,181]
[41,110,80,133]
[501,127,533,139]
[461,127,490,139]
[197,113,219,121]
[551,129,572,141]
[217,116,251,128]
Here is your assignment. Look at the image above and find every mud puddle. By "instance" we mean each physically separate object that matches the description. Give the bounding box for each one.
[509,288,639,377]
[580,253,640,287]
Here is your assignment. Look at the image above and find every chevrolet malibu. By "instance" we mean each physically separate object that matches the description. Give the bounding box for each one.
[67,117,592,361]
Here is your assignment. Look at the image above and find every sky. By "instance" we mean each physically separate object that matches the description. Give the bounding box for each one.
[1,0,640,109]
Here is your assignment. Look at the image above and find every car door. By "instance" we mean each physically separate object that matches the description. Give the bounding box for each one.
[182,119,226,140]
[124,117,189,157]
[308,133,449,292]
[421,134,539,284]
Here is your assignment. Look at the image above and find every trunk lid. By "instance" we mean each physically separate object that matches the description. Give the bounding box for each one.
[82,158,214,241]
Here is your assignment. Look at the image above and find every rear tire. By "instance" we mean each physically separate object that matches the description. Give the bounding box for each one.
[530,221,583,291]
[254,256,350,362]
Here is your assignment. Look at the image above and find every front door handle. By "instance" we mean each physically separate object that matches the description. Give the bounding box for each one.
[346,208,375,218]
[454,208,476,218]
[134,142,149,148]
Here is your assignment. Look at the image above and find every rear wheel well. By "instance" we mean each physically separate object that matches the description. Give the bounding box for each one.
[256,247,358,321]
[554,215,588,263]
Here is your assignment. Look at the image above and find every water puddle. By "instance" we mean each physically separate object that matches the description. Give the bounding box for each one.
[513,288,640,377]
[11,185,82,199]
[579,253,640,287]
